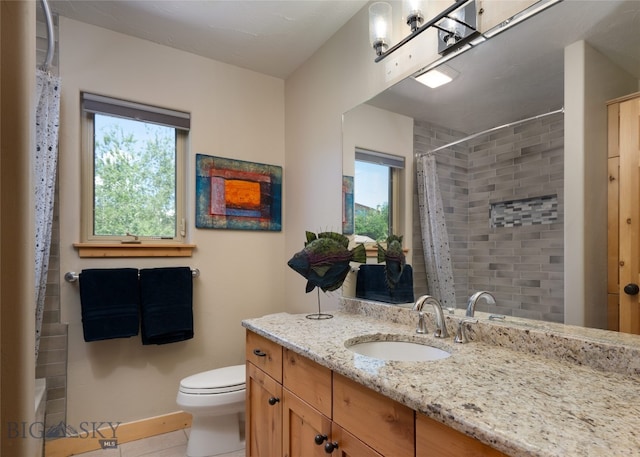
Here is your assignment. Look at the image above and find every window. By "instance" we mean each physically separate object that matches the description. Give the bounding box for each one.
[81,93,189,244]
[354,148,404,242]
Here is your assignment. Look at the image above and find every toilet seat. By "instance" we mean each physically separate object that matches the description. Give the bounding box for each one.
[179,364,245,395]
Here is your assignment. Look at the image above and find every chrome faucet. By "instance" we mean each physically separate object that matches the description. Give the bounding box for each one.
[466,291,496,317]
[412,295,449,338]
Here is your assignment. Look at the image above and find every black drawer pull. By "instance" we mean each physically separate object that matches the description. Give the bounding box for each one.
[253,348,267,357]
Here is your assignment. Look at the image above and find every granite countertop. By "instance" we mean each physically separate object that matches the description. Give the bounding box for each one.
[242,299,640,457]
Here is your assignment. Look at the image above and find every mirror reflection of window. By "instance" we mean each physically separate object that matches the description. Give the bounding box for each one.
[354,148,404,242]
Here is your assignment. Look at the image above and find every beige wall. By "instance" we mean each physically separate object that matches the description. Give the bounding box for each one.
[564,40,639,328]
[58,18,286,425]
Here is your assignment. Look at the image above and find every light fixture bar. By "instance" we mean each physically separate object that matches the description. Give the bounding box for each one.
[410,0,562,81]
[375,0,474,63]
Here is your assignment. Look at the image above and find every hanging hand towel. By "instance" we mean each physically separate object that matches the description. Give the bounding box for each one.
[79,268,140,342]
[139,267,193,345]
[356,264,415,304]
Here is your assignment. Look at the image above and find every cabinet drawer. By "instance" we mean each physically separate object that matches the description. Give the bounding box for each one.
[246,330,283,383]
[333,373,414,457]
[416,414,507,457]
[283,348,332,417]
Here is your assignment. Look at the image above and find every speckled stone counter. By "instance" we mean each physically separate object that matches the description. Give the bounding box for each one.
[242,298,640,457]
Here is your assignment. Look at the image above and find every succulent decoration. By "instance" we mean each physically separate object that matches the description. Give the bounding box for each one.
[377,234,406,290]
[287,231,366,293]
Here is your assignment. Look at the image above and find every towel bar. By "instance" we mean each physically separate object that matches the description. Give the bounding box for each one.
[65,268,200,283]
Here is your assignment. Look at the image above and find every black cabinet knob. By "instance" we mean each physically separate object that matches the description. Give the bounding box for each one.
[253,348,267,357]
[267,396,280,406]
[324,441,339,453]
[624,283,639,295]
[314,434,328,445]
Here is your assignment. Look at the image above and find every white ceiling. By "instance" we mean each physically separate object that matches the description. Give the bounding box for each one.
[48,0,368,79]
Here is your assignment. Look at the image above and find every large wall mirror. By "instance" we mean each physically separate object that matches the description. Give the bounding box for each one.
[343,0,640,329]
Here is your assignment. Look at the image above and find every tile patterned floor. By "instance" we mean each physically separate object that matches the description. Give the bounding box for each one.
[68,429,245,457]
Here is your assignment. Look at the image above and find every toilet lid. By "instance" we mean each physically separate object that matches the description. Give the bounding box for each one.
[179,364,246,395]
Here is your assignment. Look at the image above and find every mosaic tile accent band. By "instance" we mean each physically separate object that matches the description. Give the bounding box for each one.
[490,194,558,228]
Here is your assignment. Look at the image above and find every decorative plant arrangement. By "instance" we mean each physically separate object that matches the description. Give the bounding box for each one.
[287,231,366,319]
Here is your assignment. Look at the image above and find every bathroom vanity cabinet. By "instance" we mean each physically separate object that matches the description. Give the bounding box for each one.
[245,330,506,457]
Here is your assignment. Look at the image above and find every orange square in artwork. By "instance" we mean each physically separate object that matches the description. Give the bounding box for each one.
[225,179,261,209]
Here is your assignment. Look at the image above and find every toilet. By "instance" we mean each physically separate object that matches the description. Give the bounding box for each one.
[176,364,246,457]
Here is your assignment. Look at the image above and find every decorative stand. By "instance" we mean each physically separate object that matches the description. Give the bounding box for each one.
[306,289,333,320]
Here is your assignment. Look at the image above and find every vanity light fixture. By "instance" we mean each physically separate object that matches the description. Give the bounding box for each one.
[369,2,393,57]
[414,64,459,88]
[372,0,477,62]
[402,0,427,33]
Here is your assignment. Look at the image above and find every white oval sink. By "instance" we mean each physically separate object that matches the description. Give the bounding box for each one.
[346,340,451,362]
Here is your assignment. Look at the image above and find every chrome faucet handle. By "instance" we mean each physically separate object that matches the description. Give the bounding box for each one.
[416,311,428,334]
[454,318,478,344]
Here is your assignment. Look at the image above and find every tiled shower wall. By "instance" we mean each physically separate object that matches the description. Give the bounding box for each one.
[413,113,564,322]
[36,11,68,431]
[412,124,470,303]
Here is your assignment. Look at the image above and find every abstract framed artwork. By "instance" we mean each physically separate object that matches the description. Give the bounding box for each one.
[342,175,354,235]
[196,154,282,231]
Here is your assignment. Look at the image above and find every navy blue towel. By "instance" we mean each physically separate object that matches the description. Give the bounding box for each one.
[139,267,193,345]
[79,268,140,342]
[356,264,415,304]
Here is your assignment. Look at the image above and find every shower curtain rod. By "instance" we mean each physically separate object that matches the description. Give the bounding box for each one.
[40,0,55,71]
[416,107,565,158]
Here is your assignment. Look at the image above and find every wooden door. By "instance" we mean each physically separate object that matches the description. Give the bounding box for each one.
[608,93,640,334]
[246,363,282,457]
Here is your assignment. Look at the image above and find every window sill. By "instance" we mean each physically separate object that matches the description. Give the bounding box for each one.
[73,243,196,258]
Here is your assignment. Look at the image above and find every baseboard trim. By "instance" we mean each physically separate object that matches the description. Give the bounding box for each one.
[44,411,192,457]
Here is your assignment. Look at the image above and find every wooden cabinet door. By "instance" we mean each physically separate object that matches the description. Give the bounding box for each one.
[283,388,331,457]
[416,414,507,457]
[609,94,640,334]
[247,362,282,457]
